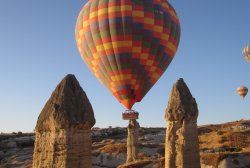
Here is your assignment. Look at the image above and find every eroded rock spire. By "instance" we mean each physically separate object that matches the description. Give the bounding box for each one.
[33,74,95,168]
[126,119,140,162]
[165,78,201,168]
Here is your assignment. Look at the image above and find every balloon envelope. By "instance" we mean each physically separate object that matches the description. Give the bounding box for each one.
[242,45,250,62]
[75,0,181,109]
[237,86,248,98]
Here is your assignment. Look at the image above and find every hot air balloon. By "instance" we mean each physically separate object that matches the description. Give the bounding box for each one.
[242,45,250,62]
[75,0,180,119]
[237,86,248,98]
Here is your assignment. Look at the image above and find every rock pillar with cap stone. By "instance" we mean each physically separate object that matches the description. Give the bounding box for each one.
[32,74,95,168]
[165,78,201,168]
[126,119,140,163]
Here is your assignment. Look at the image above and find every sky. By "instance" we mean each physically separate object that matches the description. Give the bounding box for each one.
[0,0,250,132]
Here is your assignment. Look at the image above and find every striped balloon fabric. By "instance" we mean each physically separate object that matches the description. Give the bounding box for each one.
[75,0,181,109]
[243,45,250,62]
[237,86,248,98]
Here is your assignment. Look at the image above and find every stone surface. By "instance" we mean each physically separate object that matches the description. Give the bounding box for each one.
[217,154,250,168]
[126,119,140,163]
[32,74,95,168]
[165,78,201,168]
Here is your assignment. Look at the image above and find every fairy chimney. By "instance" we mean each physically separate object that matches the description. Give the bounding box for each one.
[165,78,201,168]
[126,119,140,162]
[32,74,95,168]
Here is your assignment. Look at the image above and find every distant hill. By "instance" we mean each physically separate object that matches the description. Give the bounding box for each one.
[0,120,250,168]
[198,120,250,167]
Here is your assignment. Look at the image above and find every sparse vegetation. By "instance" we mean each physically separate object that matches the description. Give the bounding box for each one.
[201,153,227,167]
[1,120,250,167]
[138,152,150,160]
[217,130,224,135]
[199,120,250,166]
[100,143,126,154]
[139,127,164,135]
[228,132,248,148]
[201,152,242,167]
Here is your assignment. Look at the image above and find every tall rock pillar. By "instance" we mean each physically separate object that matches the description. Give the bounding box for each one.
[126,119,140,162]
[165,78,201,168]
[32,74,95,168]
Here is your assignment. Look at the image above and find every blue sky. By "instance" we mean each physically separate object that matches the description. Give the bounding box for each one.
[0,0,249,132]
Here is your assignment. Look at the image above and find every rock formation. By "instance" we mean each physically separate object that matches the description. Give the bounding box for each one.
[32,74,95,168]
[165,78,201,168]
[126,119,140,162]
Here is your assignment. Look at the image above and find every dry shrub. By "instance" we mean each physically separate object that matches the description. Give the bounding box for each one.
[201,153,241,167]
[219,136,227,143]
[100,143,126,154]
[199,131,224,149]
[201,153,227,167]
[138,152,149,160]
[218,131,248,148]
[217,131,225,135]
[228,132,248,148]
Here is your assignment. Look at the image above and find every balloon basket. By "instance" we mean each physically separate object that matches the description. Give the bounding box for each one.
[122,110,139,120]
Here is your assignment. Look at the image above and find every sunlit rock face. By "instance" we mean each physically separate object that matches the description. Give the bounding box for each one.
[165,78,201,168]
[33,74,95,168]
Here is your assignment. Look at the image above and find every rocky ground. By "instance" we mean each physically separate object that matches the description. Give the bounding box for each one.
[1,120,250,168]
